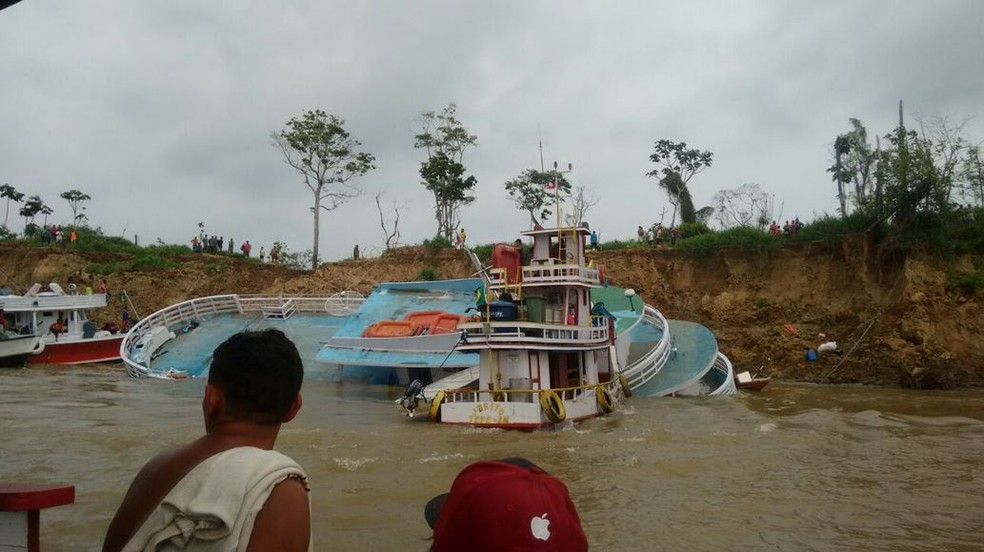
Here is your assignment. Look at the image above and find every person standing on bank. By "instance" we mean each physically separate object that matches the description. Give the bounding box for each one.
[102,329,311,552]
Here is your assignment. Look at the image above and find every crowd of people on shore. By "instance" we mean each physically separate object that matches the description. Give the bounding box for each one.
[39,224,78,246]
[637,223,682,247]
[770,218,804,237]
[190,235,281,263]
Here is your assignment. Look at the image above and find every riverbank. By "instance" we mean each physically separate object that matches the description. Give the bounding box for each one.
[0,239,978,388]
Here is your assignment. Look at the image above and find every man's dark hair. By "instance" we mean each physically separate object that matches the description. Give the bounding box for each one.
[207,329,303,425]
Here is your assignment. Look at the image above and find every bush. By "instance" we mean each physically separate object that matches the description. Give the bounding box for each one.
[678,226,780,258]
[471,243,494,266]
[423,235,453,250]
[794,212,881,242]
[144,244,191,256]
[418,267,439,281]
[678,222,711,239]
[951,271,984,295]
[598,239,645,251]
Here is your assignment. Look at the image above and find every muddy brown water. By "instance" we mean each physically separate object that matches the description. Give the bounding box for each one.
[3,364,984,551]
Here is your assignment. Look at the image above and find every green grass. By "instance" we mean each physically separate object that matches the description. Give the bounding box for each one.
[951,270,984,295]
[794,212,882,242]
[678,226,781,258]
[418,267,439,281]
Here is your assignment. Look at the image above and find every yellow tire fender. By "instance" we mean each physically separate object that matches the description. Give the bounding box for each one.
[539,390,566,424]
[597,385,615,414]
[429,390,446,422]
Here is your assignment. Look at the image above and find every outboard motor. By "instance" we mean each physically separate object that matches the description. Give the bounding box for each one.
[397,379,427,417]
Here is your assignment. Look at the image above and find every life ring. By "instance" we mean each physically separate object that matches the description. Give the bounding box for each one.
[32,339,46,354]
[539,390,566,424]
[618,373,632,398]
[429,390,446,422]
[596,385,615,413]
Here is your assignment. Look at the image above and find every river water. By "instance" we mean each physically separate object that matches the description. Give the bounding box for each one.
[3,364,984,551]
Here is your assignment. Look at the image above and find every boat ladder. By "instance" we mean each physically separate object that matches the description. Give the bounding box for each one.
[464,248,493,287]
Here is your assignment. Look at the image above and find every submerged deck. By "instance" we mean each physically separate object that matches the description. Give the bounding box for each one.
[630,320,719,397]
[147,313,348,378]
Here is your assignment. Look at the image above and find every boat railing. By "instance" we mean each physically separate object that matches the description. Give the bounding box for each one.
[457,317,610,347]
[0,293,108,310]
[440,378,622,405]
[620,304,671,389]
[708,352,737,396]
[122,293,353,377]
[487,263,600,287]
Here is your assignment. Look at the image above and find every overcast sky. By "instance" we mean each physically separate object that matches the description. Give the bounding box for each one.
[2,1,982,262]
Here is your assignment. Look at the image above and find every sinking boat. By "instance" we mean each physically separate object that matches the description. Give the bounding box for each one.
[123,231,736,400]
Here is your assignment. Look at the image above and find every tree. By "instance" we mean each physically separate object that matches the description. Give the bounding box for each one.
[646,139,713,227]
[657,171,696,224]
[414,103,478,240]
[419,153,477,239]
[829,134,852,217]
[272,109,375,269]
[713,183,771,228]
[917,114,970,210]
[60,189,91,227]
[0,183,24,229]
[504,169,572,227]
[962,146,984,208]
[19,195,51,236]
[375,192,404,250]
[564,185,600,227]
[695,206,715,225]
[829,119,880,216]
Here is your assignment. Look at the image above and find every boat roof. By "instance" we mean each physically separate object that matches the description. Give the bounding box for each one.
[520,225,592,237]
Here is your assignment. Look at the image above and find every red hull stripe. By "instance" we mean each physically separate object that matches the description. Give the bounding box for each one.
[26,336,125,365]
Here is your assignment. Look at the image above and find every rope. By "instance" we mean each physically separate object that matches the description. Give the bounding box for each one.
[821,319,876,383]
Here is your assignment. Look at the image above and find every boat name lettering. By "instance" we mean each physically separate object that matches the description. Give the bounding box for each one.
[469,402,508,425]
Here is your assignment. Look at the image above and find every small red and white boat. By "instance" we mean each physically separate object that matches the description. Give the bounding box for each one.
[0,282,125,365]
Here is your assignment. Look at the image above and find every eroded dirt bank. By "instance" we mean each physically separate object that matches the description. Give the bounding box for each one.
[1,240,979,389]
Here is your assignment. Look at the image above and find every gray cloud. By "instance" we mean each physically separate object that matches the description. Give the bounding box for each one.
[1,0,981,261]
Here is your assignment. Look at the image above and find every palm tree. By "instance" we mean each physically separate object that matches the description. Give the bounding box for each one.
[0,183,24,229]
